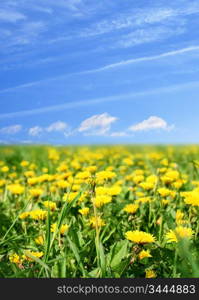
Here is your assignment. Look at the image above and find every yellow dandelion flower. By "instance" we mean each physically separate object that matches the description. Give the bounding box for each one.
[8,172,17,179]
[29,188,44,198]
[76,171,91,179]
[162,199,170,205]
[43,201,57,211]
[0,179,6,187]
[89,216,105,228]
[51,223,69,235]
[135,191,145,197]
[183,190,199,206]
[20,160,29,167]
[139,181,155,190]
[138,250,152,260]
[166,226,193,243]
[95,186,108,195]
[60,224,69,235]
[135,197,151,204]
[78,192,88,203]
[170,191,176,198]
[93,195,112,208]
[50,223,57,233]
[1,166,9,173]
[23,251,44,262]
[7,184,25,195]
[161,170,180,184]
[96,170,116,181]
[29,163,36,170]
[29,209,47,221]
[19,211,30,220]
[175,210,188,225]
[79,207,90,216]
[145,269,156,278]
[125,230,155,244]
[35,236,44,245]
[172,179,184,189]
[123,157,134,166]
[56,180,69,189]
[123,204,138,214]
[160,158,169,166]
[24,170,35,178]
[133,169,145,176]
[57,163,68,172]
[63,191,78,202]
[50,185,56,193]
[27,177,39,186]
[71,184,81,191]
[158,187,171,197]
[84,165,97,173]
[107,185,122,196]
[9,253,21,264]
[39,174,54,182]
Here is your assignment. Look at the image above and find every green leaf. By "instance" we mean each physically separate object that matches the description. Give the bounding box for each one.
[98,240,106,276]
[110,240,129,269]
[44,207,51,263]
[67,236,86,277]
[88,267,101,278]
[101,227,116,243]
[23,251,50,276]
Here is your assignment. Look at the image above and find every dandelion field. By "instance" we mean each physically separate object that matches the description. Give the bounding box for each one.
[0,145,199,278]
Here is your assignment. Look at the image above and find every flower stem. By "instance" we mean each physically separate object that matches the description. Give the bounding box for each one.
[173,248,178,278]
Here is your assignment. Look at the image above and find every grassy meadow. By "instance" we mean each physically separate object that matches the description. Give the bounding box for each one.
[0,145,199,278]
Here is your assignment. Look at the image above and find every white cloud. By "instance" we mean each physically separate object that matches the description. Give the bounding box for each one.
[129,116,174,132]
[78,113,118,135]
[46,121,68,132]
[87,46,199,73]
[0,9,26,23]
[1,45,199,94]
[28,121,71,138]
[0,124,22,134]
[81,3,199,37]
[28,126,43,136]
[81,8,175,37]
[0,80,198,120]
[11,21,47,46]
[115,26,185,49]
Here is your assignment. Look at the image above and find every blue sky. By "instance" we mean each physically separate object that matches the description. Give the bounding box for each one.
[0,0,199,144]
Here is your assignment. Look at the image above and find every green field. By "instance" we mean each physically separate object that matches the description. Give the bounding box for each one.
[0,145,199,278]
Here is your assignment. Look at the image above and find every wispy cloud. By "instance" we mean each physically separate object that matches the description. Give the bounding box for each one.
[1,80,199,120]
[29,121,71,137]
[78,113,118,136]
[28,126,43,137]
[84,46,199,73]
[7,21,47,47]
[81,3,199,37]
[0,71,73,94]
[46,121,69,133]
[0,9,26,23]
[1,45,199,94]
[0,124,22,134]
[81,8,174,37]
[129,116,174,132]
[114,26,185,49]
[27,115,174,139]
